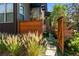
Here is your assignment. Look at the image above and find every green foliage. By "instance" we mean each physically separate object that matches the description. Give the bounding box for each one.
[0,38,7,52]
[0,33,47,56]
[64,32,79,55]
[21,33,47,56]
[2,35,22,55]
[27,40,45,56]
[47,4,68,27]
[66,4,79,31]
[56,47,62,56]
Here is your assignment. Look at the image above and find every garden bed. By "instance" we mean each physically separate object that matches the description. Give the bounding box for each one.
[0,32,47,56]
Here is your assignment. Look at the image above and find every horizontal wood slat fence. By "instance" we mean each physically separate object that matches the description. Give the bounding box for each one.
[19,20,43,34]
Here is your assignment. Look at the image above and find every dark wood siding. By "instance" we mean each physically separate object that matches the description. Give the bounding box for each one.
[30,3,41,8]
[0,23,16,34]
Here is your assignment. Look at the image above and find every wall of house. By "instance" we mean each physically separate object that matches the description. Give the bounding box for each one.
[0,3,46,34]
[0,3,17,34]
[17,3,30,21]
[24,3,30,20]
[0,23,16,34]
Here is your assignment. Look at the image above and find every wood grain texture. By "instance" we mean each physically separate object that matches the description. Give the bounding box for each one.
[58,16,64,55]
[19,20,43,34]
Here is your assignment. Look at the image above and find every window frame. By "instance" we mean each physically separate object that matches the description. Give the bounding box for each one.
[19,4,25,21]
[0,3,5,23]
[0,3,13,23]
[31,8,41,19]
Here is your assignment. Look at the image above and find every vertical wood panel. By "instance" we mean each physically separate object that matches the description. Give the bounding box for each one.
[58,16,64,55]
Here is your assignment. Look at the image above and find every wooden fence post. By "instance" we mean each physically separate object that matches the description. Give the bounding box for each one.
[58,16,64,55]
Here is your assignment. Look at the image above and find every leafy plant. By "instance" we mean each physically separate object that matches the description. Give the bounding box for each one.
[64,32,79,55]
[47,4,67,27]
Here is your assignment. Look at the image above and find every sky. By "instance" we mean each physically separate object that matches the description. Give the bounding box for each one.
[47,3,55,12]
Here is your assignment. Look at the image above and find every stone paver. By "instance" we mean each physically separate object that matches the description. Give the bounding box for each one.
[45,33,57,56]
[45,44,56,56]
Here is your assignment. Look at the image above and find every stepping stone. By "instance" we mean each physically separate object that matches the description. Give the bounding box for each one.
[45,49,56,56]
[45,44,57,56]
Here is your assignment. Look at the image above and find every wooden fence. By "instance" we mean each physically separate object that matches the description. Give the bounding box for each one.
[19,20,43,34]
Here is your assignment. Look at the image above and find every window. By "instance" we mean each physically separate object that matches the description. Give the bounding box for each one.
[0,4,5,22]
[0,3,13,23]
[6,4,13,22]
[19,4,24,21]
[31,8,41,19]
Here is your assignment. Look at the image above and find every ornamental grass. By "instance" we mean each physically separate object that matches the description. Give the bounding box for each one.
[0,32,47,56]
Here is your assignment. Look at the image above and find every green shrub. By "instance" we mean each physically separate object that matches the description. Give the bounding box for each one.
[64,32,79,55]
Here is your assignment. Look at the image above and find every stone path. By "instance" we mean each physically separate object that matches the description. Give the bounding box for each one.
[45,33,57,56]
[45,44,57,56]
